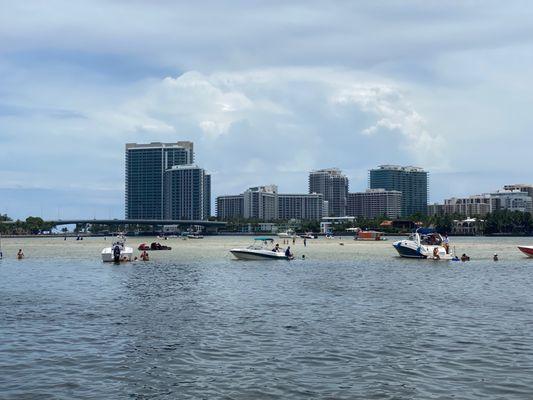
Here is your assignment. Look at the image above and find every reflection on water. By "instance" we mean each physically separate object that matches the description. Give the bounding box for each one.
[1,236,533,398]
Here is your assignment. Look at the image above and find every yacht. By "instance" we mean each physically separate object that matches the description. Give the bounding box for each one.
[393,228,451,260]
[230,237,291,260]
[102,236,133,262]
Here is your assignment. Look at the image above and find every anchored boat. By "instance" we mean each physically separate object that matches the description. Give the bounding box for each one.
[230,237,291,260]
[355,230,386,241]
[278,229,296,238]
[102,236,133,262]
[393,228,452,260]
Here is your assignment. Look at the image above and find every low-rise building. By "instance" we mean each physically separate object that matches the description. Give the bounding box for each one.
[453,218,484,236]
[429,187,533,217]
[442,195,492,217]
[490,190,533,213]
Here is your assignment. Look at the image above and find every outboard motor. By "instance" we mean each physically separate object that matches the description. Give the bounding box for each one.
[113,245,121,263]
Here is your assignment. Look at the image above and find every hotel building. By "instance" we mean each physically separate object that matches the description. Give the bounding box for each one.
[278,193,326,221]
[309,168,349,217]
[125,141,211,220]
[369,165,428,216]
[346,189,402,219]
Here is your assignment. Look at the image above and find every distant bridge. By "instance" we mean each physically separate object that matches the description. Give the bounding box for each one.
[0,219,226,228]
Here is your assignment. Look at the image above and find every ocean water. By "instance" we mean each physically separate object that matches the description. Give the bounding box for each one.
[1,235,533,399]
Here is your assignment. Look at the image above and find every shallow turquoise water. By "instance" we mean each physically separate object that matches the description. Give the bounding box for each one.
[1,236,532,399]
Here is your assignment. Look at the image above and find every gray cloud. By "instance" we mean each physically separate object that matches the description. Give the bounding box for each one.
[0,1,532,217]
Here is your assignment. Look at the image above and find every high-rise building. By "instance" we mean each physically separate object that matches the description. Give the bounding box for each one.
[163,165,211,220]
[278,193,325,221]
[503,184,533,199]
[125,142,194,219]
[369,165,428,216]
[308,168,349,217]
[347,189,402,219]
[216,195,244,220]
[243,185,278,220]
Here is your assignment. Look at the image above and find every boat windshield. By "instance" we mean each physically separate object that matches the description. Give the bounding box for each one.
[420,233,442,245]
[248,237,275,250]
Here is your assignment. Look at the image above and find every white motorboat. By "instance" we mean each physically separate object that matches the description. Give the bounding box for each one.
[278,229,295,238]
[187,234,204,239]
[102,236,133,262]
[230,237,291,260]
[393,228,452,260]
[300,232,318,239]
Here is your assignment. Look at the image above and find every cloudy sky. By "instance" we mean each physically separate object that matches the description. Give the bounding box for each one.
[1,1,533,219]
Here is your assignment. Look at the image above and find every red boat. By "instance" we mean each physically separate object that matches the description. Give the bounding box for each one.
[518,246,533,258]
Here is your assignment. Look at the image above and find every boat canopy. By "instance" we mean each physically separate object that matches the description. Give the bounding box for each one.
[254,237,274,241]
[416,228,437,235]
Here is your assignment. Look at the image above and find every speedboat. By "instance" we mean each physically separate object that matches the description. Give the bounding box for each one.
[393,228,452,260]
[300,232,317,239]
[187,234,204,239]
[230,237,291,260]
[102,236,133,262]
[518,246,533,258]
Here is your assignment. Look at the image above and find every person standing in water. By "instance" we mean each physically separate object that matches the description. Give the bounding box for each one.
[285,246,293,259]
[17,249,24,259]
[443,234,450,254]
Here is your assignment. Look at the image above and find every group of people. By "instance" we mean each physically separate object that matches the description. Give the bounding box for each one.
[272,243,294,259]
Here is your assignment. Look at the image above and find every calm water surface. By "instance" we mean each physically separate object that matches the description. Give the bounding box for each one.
[1,236,533,399]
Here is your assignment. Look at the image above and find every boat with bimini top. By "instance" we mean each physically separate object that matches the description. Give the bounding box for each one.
[230,237,292,260]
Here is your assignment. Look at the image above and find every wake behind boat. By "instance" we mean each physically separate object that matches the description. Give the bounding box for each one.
[393,228,452,260]
[230,237,292,260]
[102,236,133,262]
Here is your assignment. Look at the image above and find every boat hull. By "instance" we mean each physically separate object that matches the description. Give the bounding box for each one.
[393,241,451,260]
[230,249,289,260]
[518,246,533,258]
[101,247,133,262]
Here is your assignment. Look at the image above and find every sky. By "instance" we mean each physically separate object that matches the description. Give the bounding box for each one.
[1,0,533,219]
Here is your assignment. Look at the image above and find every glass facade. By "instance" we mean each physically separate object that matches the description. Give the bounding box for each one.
[125,142,194,219]
[369,165,428,217]
[309,169,348,217]
[164,165,210,220]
